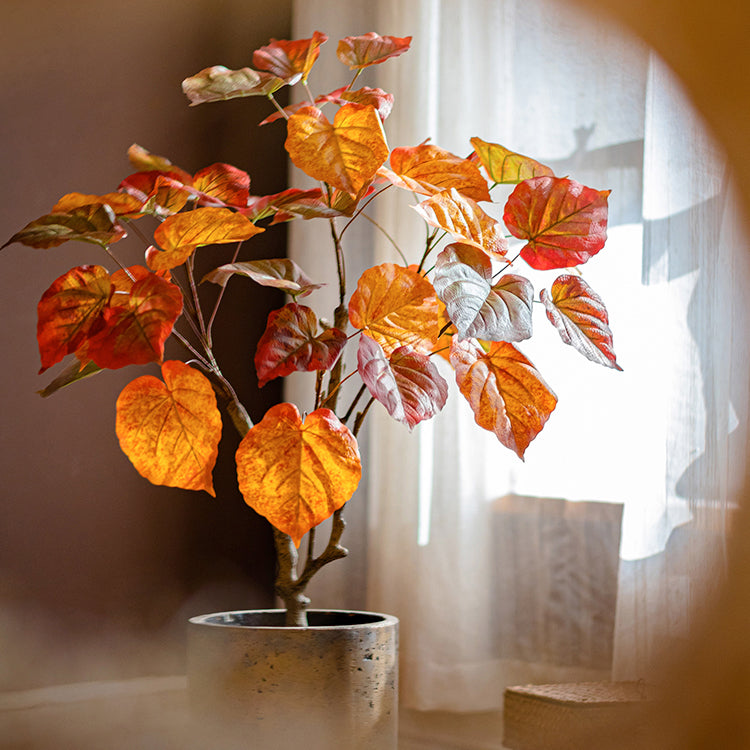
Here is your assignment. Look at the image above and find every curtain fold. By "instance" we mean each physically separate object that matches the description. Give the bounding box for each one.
[291,0,747,721]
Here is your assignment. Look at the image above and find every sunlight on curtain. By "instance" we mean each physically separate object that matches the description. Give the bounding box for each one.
[291,0,748,727]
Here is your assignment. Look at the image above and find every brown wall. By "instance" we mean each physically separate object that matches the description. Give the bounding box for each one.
[0,0,292,689]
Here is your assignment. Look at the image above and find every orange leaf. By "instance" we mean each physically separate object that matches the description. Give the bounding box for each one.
[182,65,284,105]
[382,144,490,202]
[450,338,557,459]
[52,192,144,219]
[253,31,328,84]
[116,361,222,496]
[348,263,438,355]
[541,274,622,370]
[285,104,389,196]
[36,265,112,373]
[236,403,361,546]
[192,163,250,208]
[503,176,610,269]
[85,269,183,369]
[254,303,347,387]
[336,33,412,69]
[150,207,263,271]
[470,138,554,184]
[413,188,508,258]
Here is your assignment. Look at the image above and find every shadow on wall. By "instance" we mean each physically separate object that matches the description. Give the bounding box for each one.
[0,0,292,691]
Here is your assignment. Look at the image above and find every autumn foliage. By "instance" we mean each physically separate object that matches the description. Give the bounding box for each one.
[4,31,621,622]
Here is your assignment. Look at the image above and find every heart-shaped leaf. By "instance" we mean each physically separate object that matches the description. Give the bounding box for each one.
[285,104,389,196]
[348,263,438,355]
[182,65,284,105]
[433,243,533,342]
[413,188,508,258]
[470,138,554,184]
[382,144,490,202]
[236,403,361,546]
[357,334,448,429]
[192,163,250,208]
[3,204,125,250]
[149,207,263,270]
[203,258,322,298]
[36,265,112,373]
[116,361,222,496]
[85,268,183,369]
[253,31,328,84]
[541,274,622,370]
[450,338,557,459]
[504,176,610,269]
[336,33,412,69]
[254,303,347,387]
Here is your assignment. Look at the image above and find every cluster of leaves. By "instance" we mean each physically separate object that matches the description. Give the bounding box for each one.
[4,31,620,614]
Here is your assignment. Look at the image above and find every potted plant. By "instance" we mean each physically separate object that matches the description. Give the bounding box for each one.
[3,30,619,748]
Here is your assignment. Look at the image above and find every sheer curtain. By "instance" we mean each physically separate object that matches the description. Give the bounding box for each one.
[291,0,748,725]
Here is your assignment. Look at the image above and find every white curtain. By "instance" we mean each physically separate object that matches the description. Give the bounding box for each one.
[290,0,749,729]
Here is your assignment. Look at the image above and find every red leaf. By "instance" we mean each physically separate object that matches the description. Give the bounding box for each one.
[253,31,328,84]
[127,144,193,185]
[541,274,622,370]
[503,176,610,270]
[36,265,112,373]
[336,33,412,69]
[118,171,193,217]
[357,334,448,429]
[254,303,347,387]
[340,87,394,121]
[450,338,557,459]
[192,163,250,208]
[85,269,183,369]
[433,243,533,342]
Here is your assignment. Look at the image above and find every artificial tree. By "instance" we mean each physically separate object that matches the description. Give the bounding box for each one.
[3,31,620,626]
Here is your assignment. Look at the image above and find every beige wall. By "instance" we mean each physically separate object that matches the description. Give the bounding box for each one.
[0,0,292,690]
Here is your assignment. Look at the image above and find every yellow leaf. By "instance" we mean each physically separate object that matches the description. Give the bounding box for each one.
[348,263,439,355]
[285,104,389,196]
[236,404,361,546]
[150,206,263,270]
[115,361,222,496]
[413,188,508,258]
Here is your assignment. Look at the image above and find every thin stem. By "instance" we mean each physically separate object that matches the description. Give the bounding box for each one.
[103,246,135,280]
[360,212,409,265]
[438,320,454,338]
[303,80,316,106]
[352,397,376,438]
[186,255,208,341]
[339,184,392,238]
[171,328,211,368]
[417,227,440,273]
[320,369,358,411]
[346,69,362,91]
[206,240,244,346]
[341,383,367,424]
[267,93,290,120]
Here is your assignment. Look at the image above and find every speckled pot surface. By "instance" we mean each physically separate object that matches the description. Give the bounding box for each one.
[187,609,399,750]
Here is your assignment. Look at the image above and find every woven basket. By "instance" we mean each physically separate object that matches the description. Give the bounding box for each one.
[503,681,657,750]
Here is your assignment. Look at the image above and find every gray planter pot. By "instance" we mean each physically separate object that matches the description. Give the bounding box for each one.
[187,609,399,750]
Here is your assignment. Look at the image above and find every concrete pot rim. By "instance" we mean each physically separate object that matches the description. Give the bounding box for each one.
[189,608,399,632]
